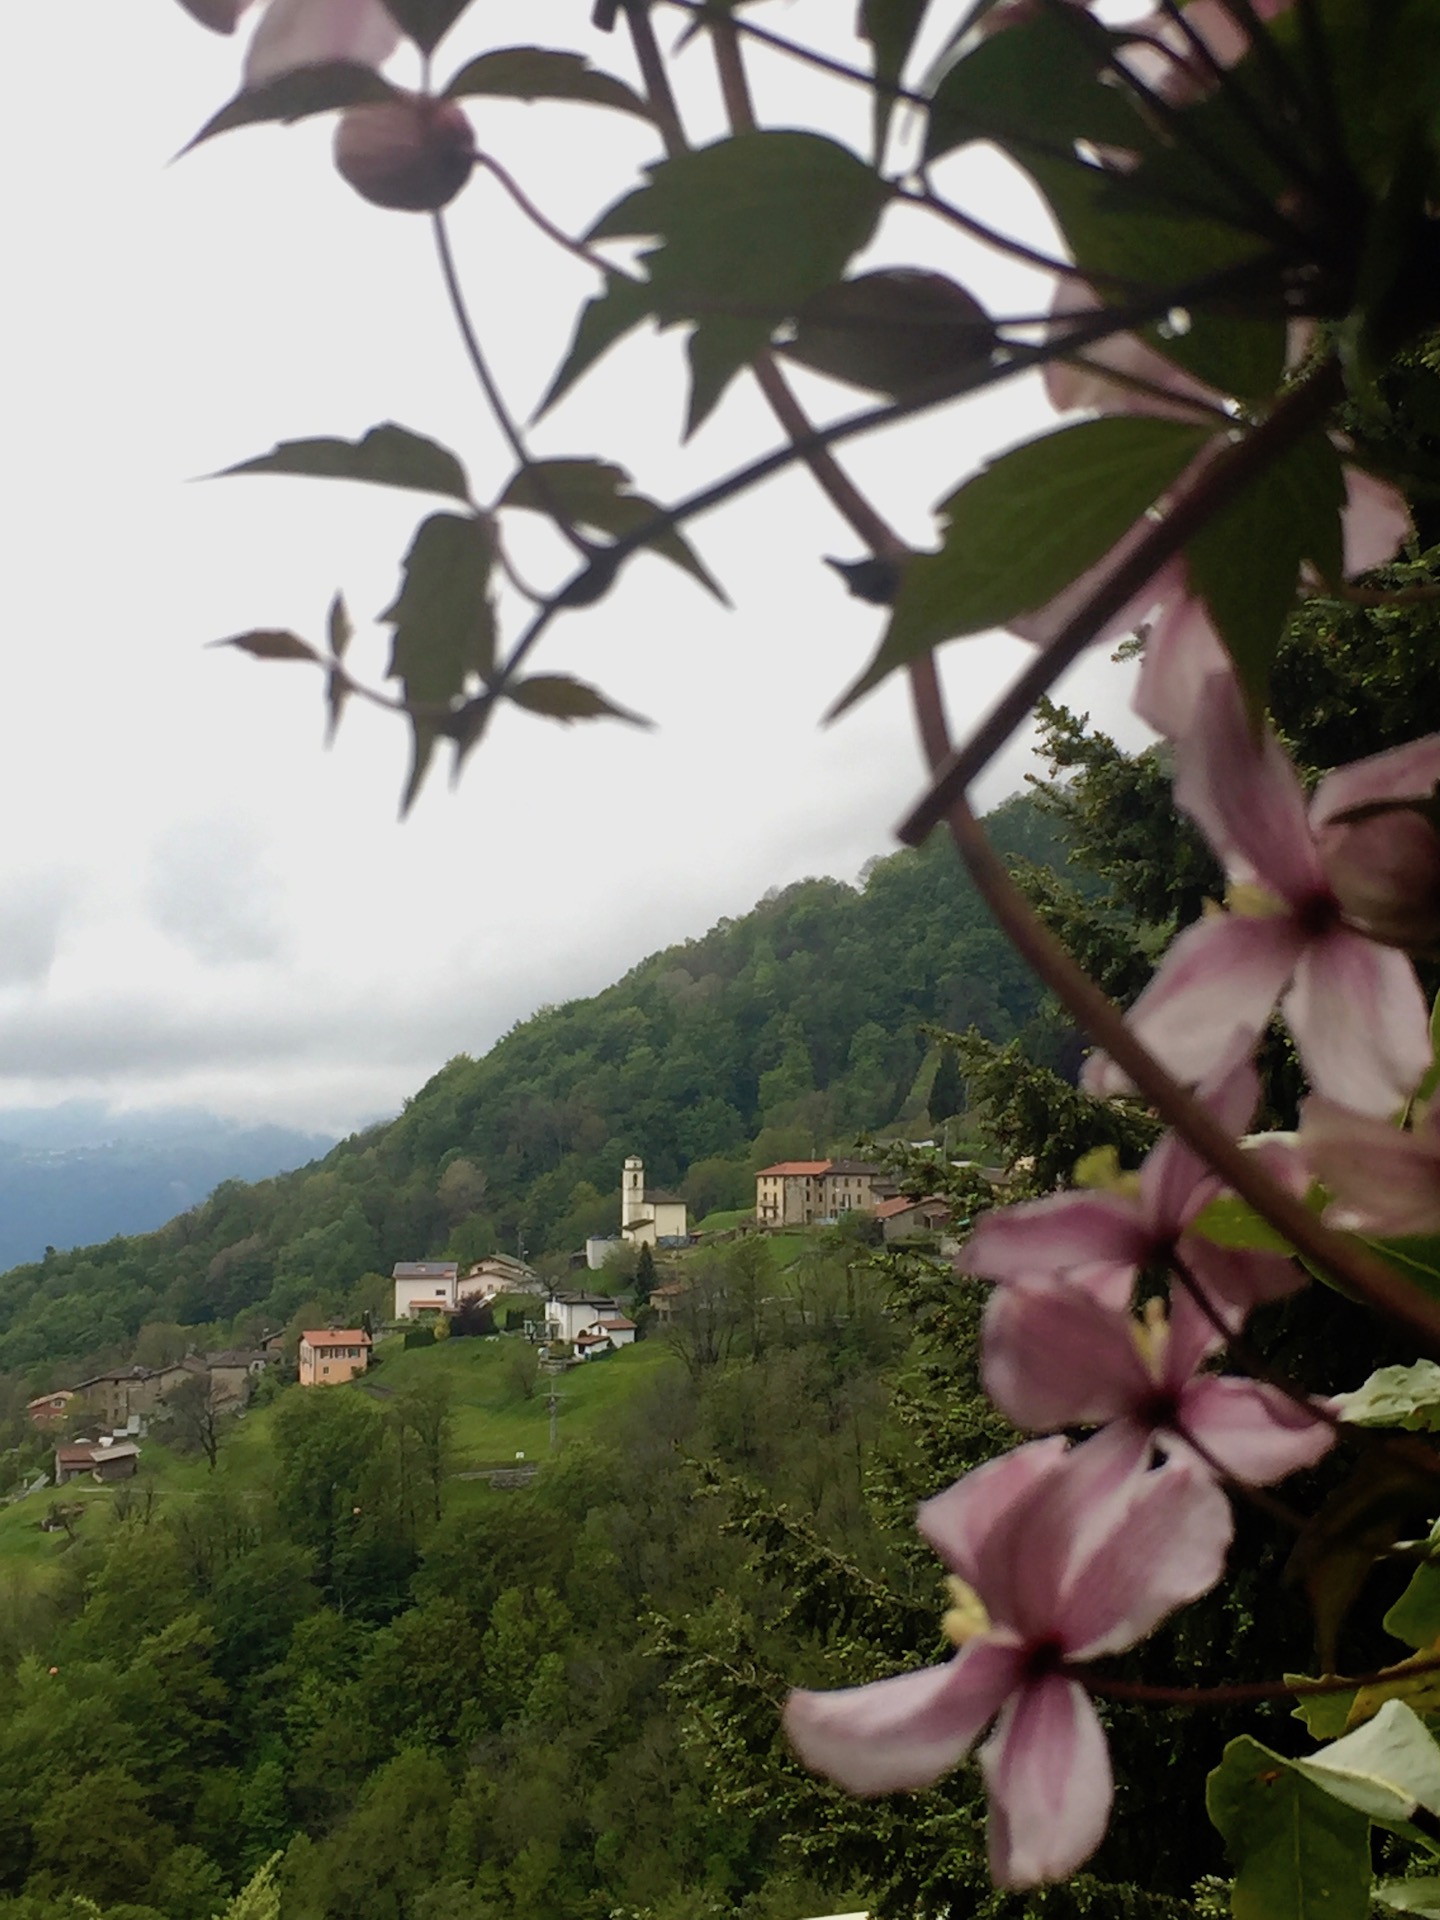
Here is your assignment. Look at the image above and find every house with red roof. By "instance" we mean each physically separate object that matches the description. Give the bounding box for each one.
[755,1159,882,1227]
[298,1328,372,1387]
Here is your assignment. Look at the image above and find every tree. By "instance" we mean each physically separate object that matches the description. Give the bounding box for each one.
[927,1047,964,1127]
[633,1242,656,1308]
[163,1371,221,1470]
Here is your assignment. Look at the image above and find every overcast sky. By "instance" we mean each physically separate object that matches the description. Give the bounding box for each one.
[0,2,1151,1134]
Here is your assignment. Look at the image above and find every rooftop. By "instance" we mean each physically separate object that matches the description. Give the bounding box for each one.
[757,1160,830,1177]
[301,1329,372,1346]
[392,1262,458,1279]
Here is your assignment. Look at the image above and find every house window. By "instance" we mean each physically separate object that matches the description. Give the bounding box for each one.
[322,1365,330,1375]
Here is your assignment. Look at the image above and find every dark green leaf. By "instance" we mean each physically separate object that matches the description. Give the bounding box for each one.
[1385,1542,1440,1652]
[925,12,1143,165]
[537,272,655,417]
[837,416,1209,710]
[860,0,929,158]
[1188,430,1345,707]
[779,269,993,398]
[499,458,725,600]
[444,47,649,118]
[211,630,319,662]
[1287,1678,1358,1741]
[588,132,888,432]
[380,0,472,55]
[1287,1451,1440,1671]
[327,593,353,660]
[218,423,471,502]
[382,512,495,707]
[183,62,398,149]
[506,675,650,726]
[1364,1235,1440,1305]
[1207,1735,1372,1920]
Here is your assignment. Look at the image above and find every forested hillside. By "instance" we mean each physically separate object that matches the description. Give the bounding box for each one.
[0,793,1065,1390]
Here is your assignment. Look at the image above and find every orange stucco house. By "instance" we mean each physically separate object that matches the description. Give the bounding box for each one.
[298,1329,372,1387]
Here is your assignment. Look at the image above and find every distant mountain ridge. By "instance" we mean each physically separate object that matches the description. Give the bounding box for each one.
[0,1109,334,1269]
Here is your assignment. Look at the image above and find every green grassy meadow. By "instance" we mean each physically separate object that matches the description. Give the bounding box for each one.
[0,1331,681,1580]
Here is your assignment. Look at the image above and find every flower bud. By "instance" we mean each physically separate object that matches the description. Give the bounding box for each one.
[1319,801,1440,954]
[333,94,475,213]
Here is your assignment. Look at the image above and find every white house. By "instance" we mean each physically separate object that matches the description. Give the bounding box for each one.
[393,1261,459,1319]
[620,1155,688,1248]
[544,1291,623,1344]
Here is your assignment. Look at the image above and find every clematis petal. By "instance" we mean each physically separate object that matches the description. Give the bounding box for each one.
[245,0,401,85]
[1156,1285,1225,1385]
[1340,467,1411,576]
[918,1438,1069,1590]
[1082,911,1300,1098]
[1139,1048,1261,1233]
[1132,585,1228,741]
[783,1638,1024,1796]
[1283,931,1429,1116]
[1312,735,1440,830]
[1173,675,1325,901]
[1044,282,1221,422]
[983,1280,1149,1431]
[960,1192,1150,1306]
[1057,1455,1231,1656]
[1176,1232,1305,1318]
[981,1676,1112,1888]
[1300,1095,1440,1236]
[1176,1375,1333,1483]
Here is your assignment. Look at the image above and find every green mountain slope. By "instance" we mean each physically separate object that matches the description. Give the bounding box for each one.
[0,793,1065,1384]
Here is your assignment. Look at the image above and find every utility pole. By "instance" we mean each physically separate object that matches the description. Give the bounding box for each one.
[547,1389,560,1452]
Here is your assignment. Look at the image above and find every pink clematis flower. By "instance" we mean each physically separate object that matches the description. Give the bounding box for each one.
[1084,676,1439,1114]
[1300,1095,1440,1238]
[961,1052,1303,1317]
[983,1279,1332,1487]
[783,1437,1230,1888]
[172,0,401,85]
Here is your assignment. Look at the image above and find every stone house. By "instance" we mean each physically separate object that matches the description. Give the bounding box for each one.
[755,1159,882,1228]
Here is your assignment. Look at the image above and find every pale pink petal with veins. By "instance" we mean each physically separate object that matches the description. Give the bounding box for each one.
[245,0,401,84]
[1282,931,1429,1115]
[1300,1096,1440,1237]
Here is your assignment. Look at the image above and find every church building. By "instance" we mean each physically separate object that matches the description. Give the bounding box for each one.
[619,1154,688,1248]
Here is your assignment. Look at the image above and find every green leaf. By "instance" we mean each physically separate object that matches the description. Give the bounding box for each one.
[210,630,319,662]
[1293,1700,1440,1831]
[779,269,993,398]
[1207,1734,1372,1920]
[1288,1452,1440,1671]
[380,0,472,55]
[1334,1361,1440,1432]
[587,132,888,432]
[925,11,1144,165]
[327,593,353,661]
[1188,430,1346,707]
[499,458,725,600]
[505,675,650,726]
[1348,1650,1440,1733]
[1386,1527,1440,1652]
[183,62,398,148]
[1189,1191,1302,1254]
[837,416,1209,710]
[1376,1877,1440,1914]
[444,47,649,118]
[860,0,929,158]
[382,513,495,704]
[1287,1677,1358,1741]
[218,423,471,502]
[537,272,655,416]
[1362,1235,1440,1306]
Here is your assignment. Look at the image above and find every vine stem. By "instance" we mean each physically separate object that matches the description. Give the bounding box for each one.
[1085,1651,1440,1708]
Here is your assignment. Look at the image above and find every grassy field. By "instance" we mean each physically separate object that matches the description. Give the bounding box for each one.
[0,1332,680,1579]
[366,1331,678,1468]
